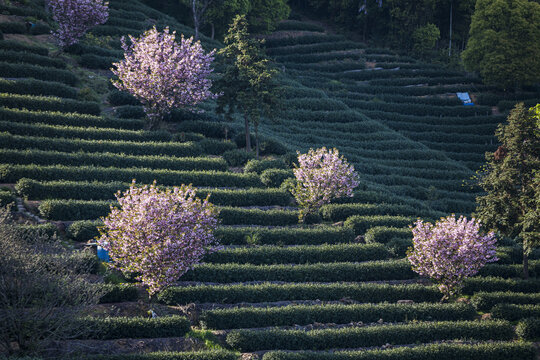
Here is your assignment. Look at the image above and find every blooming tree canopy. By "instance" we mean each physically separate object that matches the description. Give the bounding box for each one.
[49,0,109,47]
[291,147,359,221]
[111,26,217,128]
[407,215,498,300]
[98,180,219,295]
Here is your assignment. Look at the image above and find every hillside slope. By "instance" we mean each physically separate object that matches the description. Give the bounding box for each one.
[0,1,539,359]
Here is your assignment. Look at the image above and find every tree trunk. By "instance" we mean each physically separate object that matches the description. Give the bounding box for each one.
[448,0,453,56]
[211,23,215,40]
[523,251,529,279]
[192,0,200,40]
[255,122,260,159]
[244,115,251,152]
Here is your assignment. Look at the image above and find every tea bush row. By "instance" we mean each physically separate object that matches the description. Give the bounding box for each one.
[226,320,512,352]
[0,79,78,99]
[0,164,263,188]
[262,342,535,360]
[0,93,100,115]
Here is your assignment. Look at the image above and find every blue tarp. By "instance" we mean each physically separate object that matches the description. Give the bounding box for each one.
[456,92,474,106]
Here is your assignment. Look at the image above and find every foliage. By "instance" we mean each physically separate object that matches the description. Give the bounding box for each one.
[462,0,540,89]
[227,320,512,352]
[413,23,440,58]
[475,103,540,278]
[0,207,102,355]
[112,27,217,128]
[214,15,281,156]
[49,0,109,47]
[247,0,290,33]
[291,147,359,222]
[206,0,250,40]
[98,181,219,295]
[407,215,498,300]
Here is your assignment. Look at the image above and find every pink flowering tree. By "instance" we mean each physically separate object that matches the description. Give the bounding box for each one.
[97,180,220,295]
[111,26,217,129]
[407,215,498,301]
[49,0,109,48]
[291,147,359,222]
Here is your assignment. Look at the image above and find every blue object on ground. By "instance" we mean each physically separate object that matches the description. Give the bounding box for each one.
[97,246,110,262]
[456,92,474,106]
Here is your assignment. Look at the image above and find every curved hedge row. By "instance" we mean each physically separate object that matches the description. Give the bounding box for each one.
[202,303,476,330]
[0,78,78,99]
[0,62,78,85]
[344,215,414,235]
[204,243,389,265]
[0,164,263,188]
[181,260,415,283]
[0,93,100,115]
[4,149,226,172]
[78,315,190,340]
[158,282,440,305]
[0,133,203,157]
[0,50,65,69]
[85,350,240,360]
[214,226,355,246]
[491,304,540,321]
[472,291,540,311]
[226,320,513,352]
[262,343,535,360]
[0,107,144,130]
[0,40,48,55]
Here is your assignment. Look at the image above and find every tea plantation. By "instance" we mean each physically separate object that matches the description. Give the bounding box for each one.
[0,0,539,359]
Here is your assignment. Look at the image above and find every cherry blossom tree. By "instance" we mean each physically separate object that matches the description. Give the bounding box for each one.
[49,0,109,47]
[111,26,217,129]
[97,180,220,295]
[291,147,359,222]
[407,215,498,301]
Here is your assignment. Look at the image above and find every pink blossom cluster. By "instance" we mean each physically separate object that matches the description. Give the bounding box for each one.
[111,26,217,125]
[98,180,220,295]
[407,215,498,299]
[49,0,109,47]
[292,147,359,220]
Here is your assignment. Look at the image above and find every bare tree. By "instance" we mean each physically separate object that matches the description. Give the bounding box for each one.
[191,0,215,40]
[0,207,103,356]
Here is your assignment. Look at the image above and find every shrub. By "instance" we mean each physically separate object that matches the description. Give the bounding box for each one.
[516,318,540,340]
[365,226,411,244]
[182,259,415,283]
[202,303,476,330]
[344,215,414,235]
[226,320,512,352]
[0,133,202,157]
[79,315,190,339]
[0,190,15,207]
[6,150,227,174]
[204,243,389,265]
[107,90,140,106]
[0,79,78,99]
[115,105,145,119]
[471,291,540,311]
[86,350,240,360]
[99,284,139,303]
[223,149,255,167]
[39,200,113,221]
[158,282,440,305]
[0,62,78,86]
[68,220,101,242]
[261,169,294,187]
[214,226,355,245]
[244,159,288,174]
[1,164,263,189]
[261,342,535,360]
[0,50,65,69]
[199,139,237,155]
[0,40,48,55]
[218,207,299,226]
[320,203,420,222]
[80,53,118,69]
[0,93,100,115]
[462,277,540,295]
[491,304,540,321]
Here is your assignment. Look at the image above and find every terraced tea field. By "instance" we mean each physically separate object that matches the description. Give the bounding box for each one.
[1,0,539,359]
